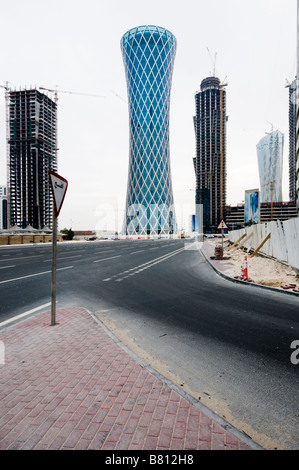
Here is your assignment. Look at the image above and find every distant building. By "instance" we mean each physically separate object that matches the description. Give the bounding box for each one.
[194,77,227,232]
[256,130,284,203]
[8,89,57,229]
[226,201,297,229]
[0,185,8,229]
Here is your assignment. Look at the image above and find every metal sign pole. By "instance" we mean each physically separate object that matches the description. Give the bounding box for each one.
[51,209,58,326]
[48,170,68,326]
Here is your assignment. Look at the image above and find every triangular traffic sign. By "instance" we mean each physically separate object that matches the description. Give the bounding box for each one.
[49,171,68,217]
[217,219,228,230]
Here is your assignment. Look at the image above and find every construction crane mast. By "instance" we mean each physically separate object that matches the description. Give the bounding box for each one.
[262,180,276,220]
[0,82,11,226]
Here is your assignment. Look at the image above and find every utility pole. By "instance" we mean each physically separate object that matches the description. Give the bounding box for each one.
[297,0,299,212]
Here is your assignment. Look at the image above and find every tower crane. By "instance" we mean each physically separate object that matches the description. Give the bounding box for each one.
[0,82,11,220]
[38,86,105,165]
[262,180,276,221]
[39,86,105,104]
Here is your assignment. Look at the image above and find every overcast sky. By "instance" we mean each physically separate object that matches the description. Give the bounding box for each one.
[0,0,297,232]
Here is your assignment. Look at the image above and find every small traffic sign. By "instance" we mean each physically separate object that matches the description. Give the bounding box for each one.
[217,219,228,230]
[49,171,68,217]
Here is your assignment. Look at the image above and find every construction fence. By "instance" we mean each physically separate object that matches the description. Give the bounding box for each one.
[228,217,299,272]
[0,234,63,245]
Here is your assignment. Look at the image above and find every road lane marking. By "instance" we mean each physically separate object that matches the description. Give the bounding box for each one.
[93,255,121,263]
[103,247,184,282]
[0,265,16,270]
[130,250,145,255]
[0,266,73,284]
[43,255,82,262]
[0,255,42,262]
[0,302,52,328]
[55,255,82,260]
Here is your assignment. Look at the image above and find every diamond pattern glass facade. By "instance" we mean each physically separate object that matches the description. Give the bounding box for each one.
[121,25,177,236]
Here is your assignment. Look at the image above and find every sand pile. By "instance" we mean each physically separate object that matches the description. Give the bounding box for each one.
[207,239,299,292]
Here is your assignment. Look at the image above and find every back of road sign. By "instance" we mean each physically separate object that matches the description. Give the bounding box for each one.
[217,219,228,230]
[49,171,68,217]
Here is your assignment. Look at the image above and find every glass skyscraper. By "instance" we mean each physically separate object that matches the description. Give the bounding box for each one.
[256,130,284,203]
[121,25,177,236]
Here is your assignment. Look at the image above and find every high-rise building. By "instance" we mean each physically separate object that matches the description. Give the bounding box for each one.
[194,77,227,232]
[121,25,177,236]
[0,185,8,229]
[256,130,284,203]
[287,79,297,201]
[8,89,57,229]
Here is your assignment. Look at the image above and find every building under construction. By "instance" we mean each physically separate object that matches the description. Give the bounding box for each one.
[8,89,57,229]
[286,79,297,202]
[194,77,227,232]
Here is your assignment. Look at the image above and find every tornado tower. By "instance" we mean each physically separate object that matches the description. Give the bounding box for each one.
[121,25,177,236]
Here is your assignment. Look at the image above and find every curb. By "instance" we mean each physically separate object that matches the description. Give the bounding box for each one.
[89,310,264,451]
[200,248,299,298]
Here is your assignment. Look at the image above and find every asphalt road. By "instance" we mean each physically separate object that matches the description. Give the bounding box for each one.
[0,238,298,449]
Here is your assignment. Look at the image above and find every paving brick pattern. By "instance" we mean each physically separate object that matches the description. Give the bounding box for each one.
[0,308,252,450]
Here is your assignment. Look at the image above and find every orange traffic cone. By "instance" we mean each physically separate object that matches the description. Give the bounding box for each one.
[241,255,248,280]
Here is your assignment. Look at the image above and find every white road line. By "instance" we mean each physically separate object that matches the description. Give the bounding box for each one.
[130,250,145,255]
[43,255,82,262]
[56,255,82,260]
[0,255,42,262]
[0,302,52,328]
[0,265,16,270]
[103,247,184,282]
[93,255,121,263]
[0,266,73,284]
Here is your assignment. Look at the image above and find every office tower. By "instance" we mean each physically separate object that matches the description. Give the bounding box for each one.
[287,79,296,201]
[256,130,284,203]
[8,89,57,229]
[194,77,227,232]
[121,25,177,236]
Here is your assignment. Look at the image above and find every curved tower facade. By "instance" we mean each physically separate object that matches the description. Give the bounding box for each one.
[121,25,177,236]
[256,130,284,203]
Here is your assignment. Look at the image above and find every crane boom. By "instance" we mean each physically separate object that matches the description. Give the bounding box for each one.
[39,86,105,98]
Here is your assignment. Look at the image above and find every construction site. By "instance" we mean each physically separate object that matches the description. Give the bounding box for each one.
[7,88,57,230]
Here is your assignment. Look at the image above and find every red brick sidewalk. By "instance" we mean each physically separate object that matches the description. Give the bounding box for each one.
[0,307,259,450]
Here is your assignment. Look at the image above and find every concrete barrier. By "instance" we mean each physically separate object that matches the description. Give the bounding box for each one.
[8,236,22,245]
[0,236,9,245]
[22,235,34,244]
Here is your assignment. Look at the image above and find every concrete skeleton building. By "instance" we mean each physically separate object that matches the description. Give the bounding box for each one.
[8,89,57,229]
[194,77,227,232]
[121,25,177,236]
